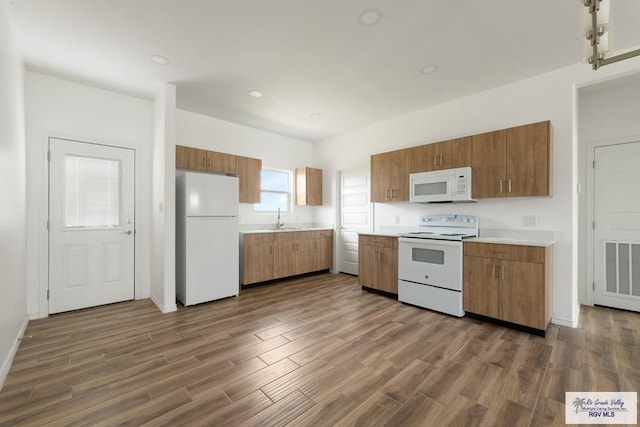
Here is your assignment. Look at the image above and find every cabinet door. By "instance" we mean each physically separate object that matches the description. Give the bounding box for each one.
[207,151,236,175]
[506,121,551,197]
[243,236,274,284]
[376,246,398,293]
[500,260,545,329]
[441,137,472,169]
[176,145,192,169]
[176,146,207,170]
[318,236,333,270]
[370,153,389,202]
[275,233,306,278]
[387,149,411,201]
[236,156,262,203]
[295,167,323,206]
[358,244,376,286]
[463,256,500,318]
[306,167,323,205]
[471,130,506,198]
[411,143,440,173]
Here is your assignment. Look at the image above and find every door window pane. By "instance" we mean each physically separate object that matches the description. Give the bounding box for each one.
[65,155,121,227]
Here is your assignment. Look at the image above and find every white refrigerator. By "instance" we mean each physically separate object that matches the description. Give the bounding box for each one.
[176,170,239,306]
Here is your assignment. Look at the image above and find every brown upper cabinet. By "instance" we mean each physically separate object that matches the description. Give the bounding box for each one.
[295,167,323,206]
[176,145,262,204]
[411,136,472,173]
[370,148,411,202]
[472,121,552,198]
[207,151,236,175]
[176,145,207,171]
[236,156,262,204]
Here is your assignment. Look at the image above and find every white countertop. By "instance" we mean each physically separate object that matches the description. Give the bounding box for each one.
[466,228,555,247]
[465,237,554,247]
[241,227,333,234]
[358,231,401,238]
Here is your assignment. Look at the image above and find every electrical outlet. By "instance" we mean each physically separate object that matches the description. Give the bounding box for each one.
[394,215,400,224]
[522,215,538,227]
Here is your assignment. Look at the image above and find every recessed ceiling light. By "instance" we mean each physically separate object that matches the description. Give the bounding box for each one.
[248,90,263,98]
[420,65,439,75]
[359,8,382,26]
[310,113,322,119]
[151,55,170,65]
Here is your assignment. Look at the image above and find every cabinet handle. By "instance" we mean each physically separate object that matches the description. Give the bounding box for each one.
[499,180,503,193]
[391,189,396,199]
[440,154,443,166]
[492,264,496,277]
[508,179,512,193]
[433,155,437,167]
[501,265,505,279]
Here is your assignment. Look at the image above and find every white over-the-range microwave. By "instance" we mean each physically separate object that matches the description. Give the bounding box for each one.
[409,166,475,203]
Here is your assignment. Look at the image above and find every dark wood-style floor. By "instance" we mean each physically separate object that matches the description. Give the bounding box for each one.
[1,273,638,426]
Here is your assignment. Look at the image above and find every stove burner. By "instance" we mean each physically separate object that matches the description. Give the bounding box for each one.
[407,231,433,235]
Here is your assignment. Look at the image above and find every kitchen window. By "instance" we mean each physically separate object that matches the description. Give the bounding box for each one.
[254,169,291,212]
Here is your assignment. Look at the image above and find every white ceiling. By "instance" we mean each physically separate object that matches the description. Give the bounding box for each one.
[7,0,590,141]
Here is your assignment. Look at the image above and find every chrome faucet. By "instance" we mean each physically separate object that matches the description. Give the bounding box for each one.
[275,208,284,230]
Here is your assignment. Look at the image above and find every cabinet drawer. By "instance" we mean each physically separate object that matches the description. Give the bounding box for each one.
[274,231,300,242]
[243,233,274,244]
[312,230,333,239]
[359,234,398,249]
[464,242,544,263]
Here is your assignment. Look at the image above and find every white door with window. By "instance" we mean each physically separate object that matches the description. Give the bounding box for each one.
[338,165,371,275]
[593,141,640,312]
[49,138,135,314]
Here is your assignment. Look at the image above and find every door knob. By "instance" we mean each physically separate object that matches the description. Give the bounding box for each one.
[121,230,133,235]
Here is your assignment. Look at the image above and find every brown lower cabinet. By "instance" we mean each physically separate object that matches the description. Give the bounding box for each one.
[242,230,333,286]
[463,242,553,334]
[358,234,398,295]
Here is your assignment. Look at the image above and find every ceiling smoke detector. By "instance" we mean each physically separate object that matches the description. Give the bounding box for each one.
[359,8,382,26]
[248,90,263,98]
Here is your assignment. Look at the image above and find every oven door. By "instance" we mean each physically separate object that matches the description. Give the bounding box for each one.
[398,237,462,291]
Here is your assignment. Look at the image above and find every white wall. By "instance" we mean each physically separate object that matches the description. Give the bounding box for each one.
[150,84,177,313]
[314,57,640,328]
[176,109,315,227]
[577,73,640,303]
[24,72,154,318]
[0,2,27,387]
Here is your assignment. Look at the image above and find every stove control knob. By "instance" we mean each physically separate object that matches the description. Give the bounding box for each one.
[424,275,429,279]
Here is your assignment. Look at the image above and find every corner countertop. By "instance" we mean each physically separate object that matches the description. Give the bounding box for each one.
[465,228,555,247]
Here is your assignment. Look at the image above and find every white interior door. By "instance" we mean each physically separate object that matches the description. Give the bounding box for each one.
[49,138,135,314]
[593,141,640,312]
[338,165,371,275]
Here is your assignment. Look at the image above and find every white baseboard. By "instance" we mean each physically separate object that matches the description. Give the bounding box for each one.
[150,295,177,313]
[0,315,29,391]
[551,316,579,328]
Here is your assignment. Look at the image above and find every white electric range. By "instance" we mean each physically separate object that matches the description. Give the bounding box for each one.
[397,214,479,317]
